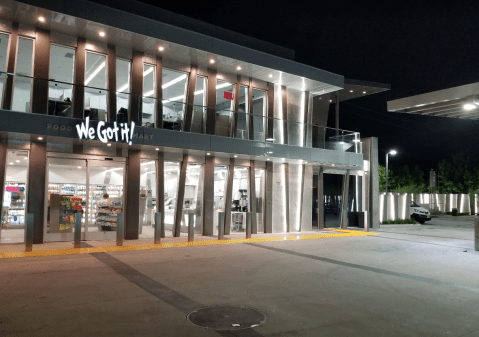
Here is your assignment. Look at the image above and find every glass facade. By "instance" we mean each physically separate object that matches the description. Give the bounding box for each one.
[12,37,33,113]
[254,168,265,233]
[142,64,156,127]
[231,167,249,234]
[192,75,206,133]
[0,32,9,106]
[251,89,266,141]
[85,52,107,121]
[116,58,131,118]
[48,44,75,117]
[162,68,188,130]
[139,160,156,239]
[235,86,249,139]
[213,165,228,235]
[215,81,234,137]
[164,161,180,232]
[180,163,204,234]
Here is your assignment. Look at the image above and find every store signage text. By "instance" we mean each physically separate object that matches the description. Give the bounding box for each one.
[75,117,135,145]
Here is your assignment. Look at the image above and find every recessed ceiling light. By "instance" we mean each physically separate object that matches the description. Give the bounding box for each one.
[234,155,237,158]
[155,148,160,151]
[24,157,28,160]
[236,66,241,70]
[78,166,81,169]
[107,143,111,147]
[265,138,275,142]
[304,162,307,164]
[210,59,215,64]
[38,137,43,140]
[206,153,211,155]
[464,103,477,111]
[158,46,164,51]
[38,16,45,22]
[99,31,105,37]
[15,160,20,163]
[329,99,332,102]
[350,90,353,93]
[332,164,335,166]
[269,74,273,78]
[267,158,270,161]
[363,91,366,94]
[9,162,13,165]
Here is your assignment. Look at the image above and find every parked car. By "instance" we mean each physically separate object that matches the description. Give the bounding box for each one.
[410,201,431,224]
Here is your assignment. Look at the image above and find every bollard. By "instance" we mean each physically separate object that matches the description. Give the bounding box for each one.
[25,213,34,252]
[188,212,194,242]
[246,212,252,239]
[218,212,225,240]
[475,216,479,251]
[117,212,124,247]
[74,212,82,248]
[154,212,162,244]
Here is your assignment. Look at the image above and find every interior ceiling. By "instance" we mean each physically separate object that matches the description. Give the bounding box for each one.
[0,0,342,94]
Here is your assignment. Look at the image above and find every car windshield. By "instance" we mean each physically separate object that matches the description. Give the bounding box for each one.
[410,202,420,207]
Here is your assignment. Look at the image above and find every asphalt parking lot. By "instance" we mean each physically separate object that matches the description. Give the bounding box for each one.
[1,217,478,337]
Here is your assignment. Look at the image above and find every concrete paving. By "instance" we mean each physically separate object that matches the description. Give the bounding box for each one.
[1,217,479,336]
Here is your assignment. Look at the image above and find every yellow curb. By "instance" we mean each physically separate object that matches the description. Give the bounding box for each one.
[0,229,376,259]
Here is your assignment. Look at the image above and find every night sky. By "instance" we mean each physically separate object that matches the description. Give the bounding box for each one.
[139,0,479,172]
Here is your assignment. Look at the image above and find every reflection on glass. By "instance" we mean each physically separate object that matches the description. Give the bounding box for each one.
[139,160,156,239]
[116,58,131,118]
[181,164,204,234]
[234,86,249,139]
[142,64,156,127]
[215,80,234,137]
[48,44,74,117]
[251,89,266,141]
[85,52,107,121]
[88,166,124,235]
[12,37,33,113]
[231,167,249,234]
[213,165,228,235]
[164,162,180,231]
[191,75,206,133]
[46,162,86,240]
[162,69,188,130]
[323,173,343,228]
[255,168,265,233]
[0,33,10,106]
[2,150,28,244]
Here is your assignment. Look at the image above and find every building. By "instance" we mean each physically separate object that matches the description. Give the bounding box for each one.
[0,0,386,245]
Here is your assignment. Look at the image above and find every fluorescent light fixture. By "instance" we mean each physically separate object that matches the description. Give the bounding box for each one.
[85,61,106,85]
[107,143,111,147]
[349,90,353,93]
[210,59,215,64]
[162,74,187,89]
[216,82,232,90]
[117,82,129,93]
[363,91,366,94]
[234,155,237,158]
[99,31,105,37]
[38,16,45,22]
[38,137,43,140]
[143,67,154,77]
[144,90,155,97]
[162,95,185,104]
[206,153,211,155]
[15,160,20,163]
[464,103,477,111]
[158,46,164,51]
[236,66,241,70]
[9,162,13,165]
[265,138,275,142]
[155,148,160,151]
[24,157,28,160]
[78,166,81,169]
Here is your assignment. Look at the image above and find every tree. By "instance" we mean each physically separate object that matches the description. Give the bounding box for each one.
[437,153,479,194]
[379,164,427,193]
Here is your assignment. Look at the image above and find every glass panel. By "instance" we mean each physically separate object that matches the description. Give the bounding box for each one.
[213,165,228,235]
[88,166,124,236]
[180,164,204,234]
[191,75,206,133]
[251,89,266,142]
[46,161,87,240]
[231,167,249,234]
[139,160,156,239]
[254,168,265,233]
[323,173,343,228]
[85,52,107,121]
[162,68,188,130]
[142,64,156,127]
[12,37,33,112]
[164,162,180,233]
[0,33,9,105]
[235,86,249,139]
[116,58,131,118]
[48,44,75,117]
[2,150,28,244]
[215,81,234,137]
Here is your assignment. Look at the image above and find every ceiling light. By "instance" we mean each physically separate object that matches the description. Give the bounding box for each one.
[267,158,270,161]
[158,46,164,51]
[85,61,106,85]
[143,67,154,77]
[332,164,335,166]
[155,148,160,151]
[15,160,20,163]
[216,82,232,90]
[38,16,45,22]
[210,59,215,64]
[99,31,105,37]
[269,74,273,78]
[265,138,275,142]
[9,162,13,165]
[117,82,129,93]
[38,137,43,140]
[329,99,332,102]
[78,166,81,169]
[350,90,353,93]
[162,74,187,89]
[236,66,241,70]
[107,143,111,147]
[24,157,28,160]
[363,91,366,94]
[464,103,477,111]
[207,153,211,155]
[234,155,237,158]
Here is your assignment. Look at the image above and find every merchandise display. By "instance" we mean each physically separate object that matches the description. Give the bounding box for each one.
[89,184,123,231]
[48,184,85,233]
[3,182,26,227]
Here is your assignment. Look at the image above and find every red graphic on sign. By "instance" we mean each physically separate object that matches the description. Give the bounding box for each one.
[6,187,19,192]
[224,91,233,100]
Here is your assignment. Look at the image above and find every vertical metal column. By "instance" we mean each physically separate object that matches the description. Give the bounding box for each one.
[106,44,117,122]
[249,160,258,234]
[224,158,235,235]
[188,212,194,242]
[218,212,225,240]
[117,212,124,246]
[281,86,288,145]
[340,170,351,229]
[155,212,162,244]
[32,28,50,115]
[475,216,479,251]
[246,212,252,239]
[74,212,82,248]
[25,214,34,252]
[156,55,163,128]
[318,166,325,230]
[284,163,290,232]
[174,154,189,237]
[183,65,198,131]
[73,38,86,118]
[264,161,273,233]
[203,155,215,235]
[335,92,340,136]
[157,151,165,238]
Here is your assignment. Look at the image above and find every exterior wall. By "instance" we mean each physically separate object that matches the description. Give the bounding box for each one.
[362,137,379,228]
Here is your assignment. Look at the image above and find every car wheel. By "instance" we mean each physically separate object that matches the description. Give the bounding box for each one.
[418,220,425,224]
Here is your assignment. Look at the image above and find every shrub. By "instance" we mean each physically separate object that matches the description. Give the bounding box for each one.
[381,218,417,225]
[446,211,452,215]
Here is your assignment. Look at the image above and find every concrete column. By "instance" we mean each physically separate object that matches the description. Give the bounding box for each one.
[362,137,379,228]
[32,28,50,115]
[2,22,18,110]
[224,158,235,235]
[203,155,215,235]
[249,160,258,234]
[206,68,216,135]
[27,141,47,243]
[335,92,340,136]
[156,55,163,128]
[126,149,141,240]
[174,154,189,237]
[340,170,351,228]
[72,38,86,119]
[284,163,290,232]
[157,151,165,237]
[106,44,116,122]
[183,65,198,132]
[281,86,288,145]
[266,82,274,141]
[318,166,325,229]
[130,51,144,125]
[264,161,273,233]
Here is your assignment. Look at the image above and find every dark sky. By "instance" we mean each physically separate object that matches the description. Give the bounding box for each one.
[139,0,479,172]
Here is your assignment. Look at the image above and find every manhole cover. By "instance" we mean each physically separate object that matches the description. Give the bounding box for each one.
[186,305,268,330]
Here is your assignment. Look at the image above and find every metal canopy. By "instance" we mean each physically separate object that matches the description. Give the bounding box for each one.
[338,79,390,102]
[387,82,479,119]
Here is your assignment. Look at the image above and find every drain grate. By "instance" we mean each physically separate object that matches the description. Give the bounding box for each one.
[186,305,268,330]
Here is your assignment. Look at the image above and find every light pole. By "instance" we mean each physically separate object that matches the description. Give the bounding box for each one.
[385,150,397,221]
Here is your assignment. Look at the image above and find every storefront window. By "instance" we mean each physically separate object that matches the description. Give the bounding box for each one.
[139,160,156,239]
[142,64,156,127]
[251,89,266,141]
[116,58,131,119]
[235,86,249,139]
[255,168,265,233]
[12,37,34,113]
[180,163,204,234]
[231,167,249,234]
[162,69,188,130]
[48,44,75,117]
[46,159,86,240]
[213,165,228,235]
[84,52,108,121]
[164,161,180,233]
[215,80,234,137]
[1,150,28,244]
[323,173,343,228]
[191,75,206,133]
[0,33,10,106]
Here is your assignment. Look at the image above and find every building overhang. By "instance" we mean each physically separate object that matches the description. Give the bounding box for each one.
[339,79,390,101]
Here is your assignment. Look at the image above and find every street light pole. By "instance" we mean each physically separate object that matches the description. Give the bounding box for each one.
[385,150,397,222]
